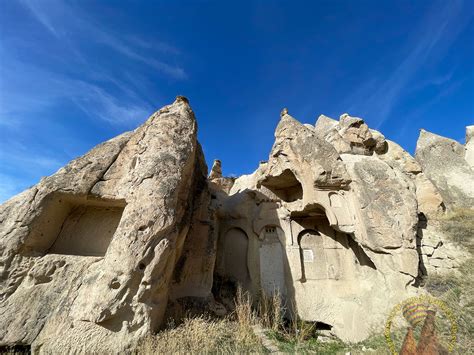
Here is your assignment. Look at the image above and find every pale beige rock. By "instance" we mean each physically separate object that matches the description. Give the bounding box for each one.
[418,220,470,275]
[378,140,444,217]
[214,111,421,342]
[209,159,223,179]
[415,129,474,209]
[466,125,474,168]
[0,99,468,350]
[314,113,386,156]
[208,160,235,194]
[0,97,216,353]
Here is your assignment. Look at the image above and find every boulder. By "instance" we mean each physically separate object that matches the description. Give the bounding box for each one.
[377,140,444,217]
[415,129,474,209]
[314,113,387,155]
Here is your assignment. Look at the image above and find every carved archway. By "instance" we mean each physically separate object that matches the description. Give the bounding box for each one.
[222,227,251,288]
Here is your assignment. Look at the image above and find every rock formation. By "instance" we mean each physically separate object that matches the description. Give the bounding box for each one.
[465,126,474,168]
[415,128,474,209]
[0,98,471,351]
[214,111,421,341]
[0,97,218,352]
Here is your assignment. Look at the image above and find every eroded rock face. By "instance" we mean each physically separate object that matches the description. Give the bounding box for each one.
[0,97,216,352]
[213,111,425,342]
[415,129,474,209]
[0,99,470,350]
[315,113,387,156]
[465,125,474,169]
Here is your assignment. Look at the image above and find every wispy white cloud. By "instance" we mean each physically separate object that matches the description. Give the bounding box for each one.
[341,0,470,128]
[0,0,178,203]
[19,0,60,37]
[0,173,26,204]
[20,0,186,79]
[71,81,154,124]
[394,78,466,141]
[127,35,181,55]
[0,143,66,204]
[0,58,154,126]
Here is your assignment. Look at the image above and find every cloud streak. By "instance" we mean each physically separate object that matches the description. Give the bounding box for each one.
[342,0,471,128]
[20,0,186,79]
[0,58,154,127]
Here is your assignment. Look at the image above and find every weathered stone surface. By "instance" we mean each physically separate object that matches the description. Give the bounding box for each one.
[0,97,215,352]
[208,159,235,193]
[466,125,474,168]
[212,111,422,342]
[260,111,351,193]
[378,140,444,217]
[208,159,222,180]
[0,99,470,350]
[415,129,474,209]
[417,221,469,275]
[314,113,386,156]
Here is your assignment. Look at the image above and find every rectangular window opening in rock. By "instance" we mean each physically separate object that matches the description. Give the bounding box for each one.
[22,193,126,257]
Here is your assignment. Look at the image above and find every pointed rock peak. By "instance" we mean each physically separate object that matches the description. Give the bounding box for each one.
[316,114,337,125]
[416,128,464,155]
[315,114,338,133]
[175,95,190,105]
[275,109,308,138]
[418,128,446,142]
[466,125,474,144]
[339,113,365,127]
[209,159,222,179]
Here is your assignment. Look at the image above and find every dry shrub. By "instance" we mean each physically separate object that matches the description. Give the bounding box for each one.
[425,208,474,353]
[137,315,263,354]
[233,287,260,347]
[439,208,474,252]
[234,286,254,330]
[257,288,283,332]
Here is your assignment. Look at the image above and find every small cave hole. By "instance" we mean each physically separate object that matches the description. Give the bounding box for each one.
[315,321,333,330]
[261,169,303,202]
[110,280,120,289]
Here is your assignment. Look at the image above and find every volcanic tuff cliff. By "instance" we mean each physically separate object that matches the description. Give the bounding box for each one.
[0,97,472,352]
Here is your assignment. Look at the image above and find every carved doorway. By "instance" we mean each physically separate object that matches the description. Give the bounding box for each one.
[259,226,286,296]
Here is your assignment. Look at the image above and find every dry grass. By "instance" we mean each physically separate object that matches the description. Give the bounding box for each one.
[137,315,264,354]
[137,287,265,354]
[137,288,346,354]
[424,208,474,354]
[438,208,474,251]
[256,289,282,332]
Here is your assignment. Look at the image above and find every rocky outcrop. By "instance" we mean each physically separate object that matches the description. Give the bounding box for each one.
[314,113,387,155]
[415,129,474,209]
[0,97,217,352]
[465,125,474,169]
[0,98,471,350]
[208,159,235,194]
[212,111,424,342]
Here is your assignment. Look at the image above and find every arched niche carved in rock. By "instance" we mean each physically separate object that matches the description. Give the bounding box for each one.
[297,227,344,282]
[259,226,287,296]
[222,227,251,289]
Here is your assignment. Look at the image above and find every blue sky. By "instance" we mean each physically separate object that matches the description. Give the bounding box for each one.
[0,0,473,203]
